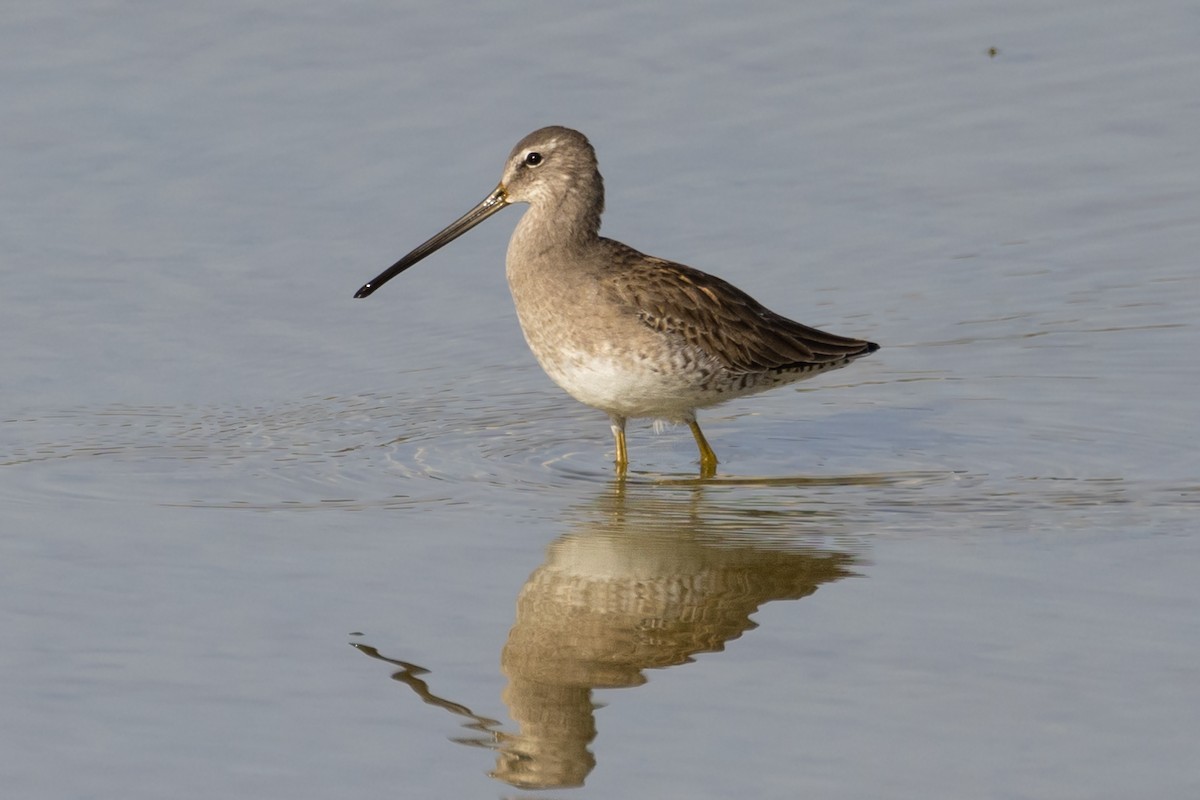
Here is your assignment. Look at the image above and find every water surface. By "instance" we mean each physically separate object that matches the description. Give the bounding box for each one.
[3,1,1198,798]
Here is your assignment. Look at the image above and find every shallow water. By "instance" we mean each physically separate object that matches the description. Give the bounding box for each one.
[3,1,1199,798]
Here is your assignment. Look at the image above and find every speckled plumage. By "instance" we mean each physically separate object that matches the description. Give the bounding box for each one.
[356,126,878,474]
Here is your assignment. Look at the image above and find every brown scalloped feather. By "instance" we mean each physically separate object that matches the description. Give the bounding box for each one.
[600,239,878,374]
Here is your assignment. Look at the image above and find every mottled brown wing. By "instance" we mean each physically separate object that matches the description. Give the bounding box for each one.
[602,243,877,374]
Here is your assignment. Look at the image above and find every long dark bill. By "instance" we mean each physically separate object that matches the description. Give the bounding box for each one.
[354,184,509,298]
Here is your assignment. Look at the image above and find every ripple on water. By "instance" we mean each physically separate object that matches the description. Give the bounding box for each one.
[3,372,1194,524]
[1,383,608,509]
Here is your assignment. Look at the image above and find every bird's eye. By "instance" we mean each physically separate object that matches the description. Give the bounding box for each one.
[523,151,543,167]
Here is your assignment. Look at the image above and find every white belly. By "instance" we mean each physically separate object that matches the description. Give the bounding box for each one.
[531,342,730,421]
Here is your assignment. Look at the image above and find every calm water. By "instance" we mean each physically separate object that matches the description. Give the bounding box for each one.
[3,1,1198,797]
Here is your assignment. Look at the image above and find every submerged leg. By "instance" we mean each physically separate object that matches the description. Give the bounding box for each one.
[688,418,719,477]
[610,415,628,473]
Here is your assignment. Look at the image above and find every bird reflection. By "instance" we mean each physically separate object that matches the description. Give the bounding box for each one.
[353,481,860,790]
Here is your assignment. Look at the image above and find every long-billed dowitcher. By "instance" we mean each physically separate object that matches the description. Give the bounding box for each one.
[355,126,878,475]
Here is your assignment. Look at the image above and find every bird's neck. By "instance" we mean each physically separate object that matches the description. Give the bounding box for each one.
[511,172,605,258]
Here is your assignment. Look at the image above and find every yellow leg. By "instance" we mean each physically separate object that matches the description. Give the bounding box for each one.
[688,419,718,477]
[610,417,628,474]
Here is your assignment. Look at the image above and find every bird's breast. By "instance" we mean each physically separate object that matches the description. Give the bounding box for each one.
[504,277,731,419]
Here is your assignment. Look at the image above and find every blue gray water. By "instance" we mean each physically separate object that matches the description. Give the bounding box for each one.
[3,1,1198,797]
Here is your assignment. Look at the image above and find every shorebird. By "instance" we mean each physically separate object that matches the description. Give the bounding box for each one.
[355,126,878,475]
